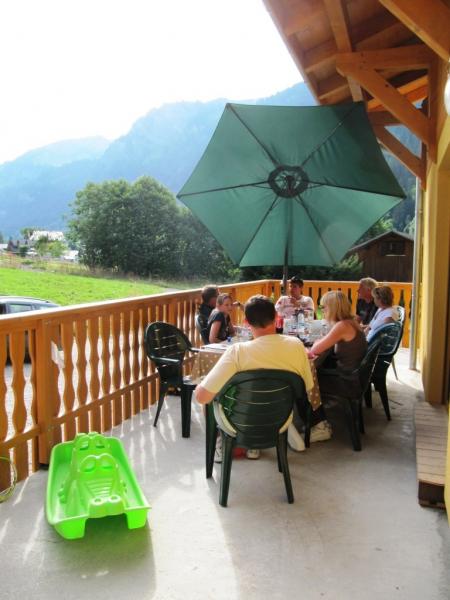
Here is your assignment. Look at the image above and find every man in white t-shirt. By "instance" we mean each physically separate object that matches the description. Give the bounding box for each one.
[275,275,314,318]
[196,295,330,460]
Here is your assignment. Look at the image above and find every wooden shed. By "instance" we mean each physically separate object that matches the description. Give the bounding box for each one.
[347,230,414,282]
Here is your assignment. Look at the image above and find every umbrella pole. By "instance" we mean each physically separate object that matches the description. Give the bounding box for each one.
[283,245,289,294]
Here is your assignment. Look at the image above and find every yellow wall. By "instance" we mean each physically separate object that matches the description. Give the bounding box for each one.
[420,114,450,520]
[420,116,450,403]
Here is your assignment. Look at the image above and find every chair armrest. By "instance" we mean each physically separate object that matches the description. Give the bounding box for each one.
[151,356,182,366]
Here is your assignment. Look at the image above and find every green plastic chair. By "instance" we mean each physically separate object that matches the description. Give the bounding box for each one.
[144,321,200,437]
[206,369,307,507]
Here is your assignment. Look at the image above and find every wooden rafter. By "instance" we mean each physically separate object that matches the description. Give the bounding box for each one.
[336,47,434,152]
[303,12,413,74]
[368,75,428,110]
[373,125,425,183]
[336,45,433,70]
[282,0,324,36]
[317,72,349,100]
[262,0,320,102]
[323,0,363,101]
[368,111,401,126]
[379,0,450,61]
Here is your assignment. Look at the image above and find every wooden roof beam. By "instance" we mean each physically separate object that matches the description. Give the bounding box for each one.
[317,72,350,100]
[336,57,431,147]
[368,111,401,126]
[373,125,425,184]
[336,45,433,71]
[282,0,325,36]
[379,0,450,62]
[323,0,363,101]
[303,13,413,74]
[367,74,428,110]
[263,0,321,101]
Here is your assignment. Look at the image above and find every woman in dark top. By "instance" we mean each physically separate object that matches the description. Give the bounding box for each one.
[207,293,236,343]
[308,291,367,397]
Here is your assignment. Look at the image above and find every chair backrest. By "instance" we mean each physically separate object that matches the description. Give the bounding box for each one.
[357,338,382,393]
[144,321,192,362]
[195,313,209,345]
[368,321,403,358]
[214,369,306,449]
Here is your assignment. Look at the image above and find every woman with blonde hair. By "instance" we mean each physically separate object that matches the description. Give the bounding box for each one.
[308,290,367,397]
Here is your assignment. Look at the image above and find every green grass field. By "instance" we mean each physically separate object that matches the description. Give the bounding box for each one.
[0,267,171,305]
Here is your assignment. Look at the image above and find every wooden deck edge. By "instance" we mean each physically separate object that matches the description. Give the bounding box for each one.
[415,401,448,510]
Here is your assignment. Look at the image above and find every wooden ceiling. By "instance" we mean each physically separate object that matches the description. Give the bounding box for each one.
[263,0,450,186]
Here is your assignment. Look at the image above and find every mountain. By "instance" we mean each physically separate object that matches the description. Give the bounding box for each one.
[0,82,415,236]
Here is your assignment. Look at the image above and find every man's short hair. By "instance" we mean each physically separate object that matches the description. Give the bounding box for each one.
[244,295,276,328]
[290,275,304,287]
[201,285,219,304]
[359,277,377,291]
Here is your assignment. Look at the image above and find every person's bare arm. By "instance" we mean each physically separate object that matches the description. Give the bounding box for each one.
[308,322,346,357]
[209,320,222,343]
[195,385,215,405]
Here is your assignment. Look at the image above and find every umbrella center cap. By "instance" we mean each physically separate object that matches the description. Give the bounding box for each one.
[268,165,309,198]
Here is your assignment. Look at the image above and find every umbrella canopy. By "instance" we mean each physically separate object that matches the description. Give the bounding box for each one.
[178,102,405,272]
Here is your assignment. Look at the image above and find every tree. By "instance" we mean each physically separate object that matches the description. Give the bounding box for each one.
[68,177,183,276]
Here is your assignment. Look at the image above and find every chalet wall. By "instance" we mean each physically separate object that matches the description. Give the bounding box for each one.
[356,235,414,282]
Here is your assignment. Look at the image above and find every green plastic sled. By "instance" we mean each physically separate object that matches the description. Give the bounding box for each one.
[46,432,150,539]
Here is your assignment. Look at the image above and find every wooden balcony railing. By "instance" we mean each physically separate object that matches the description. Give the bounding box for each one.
[0,279,412,488]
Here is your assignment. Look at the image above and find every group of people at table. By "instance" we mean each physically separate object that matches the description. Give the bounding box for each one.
[195,276,400,461]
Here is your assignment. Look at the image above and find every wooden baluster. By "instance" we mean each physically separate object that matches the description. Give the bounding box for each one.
[28,329,39,471]
[111,312,122,426]
[0,332,9,490]
[140,307,149,410]
[131,308,141,415]
[100,314,112,432]
[74,320,89,433]
[148,304,157,409]
[60,321,76,441]
[121,311,132,420]
[87,317,101,432]
[10,331,28,480]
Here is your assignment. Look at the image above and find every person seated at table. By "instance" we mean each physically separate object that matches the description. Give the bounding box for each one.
[355,277,378,325]
[308,291,367,398]
[275,275,314,318]
[197,285,219,344]
[196,295,331,460]
[365,285,399,342]
[207,293,237,343]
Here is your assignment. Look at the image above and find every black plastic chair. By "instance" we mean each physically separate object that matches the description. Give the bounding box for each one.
[144,321,200,437]
[365,321,403,420]
[205,369,307,507]
[315,339,382,451]
[195,313,209,345]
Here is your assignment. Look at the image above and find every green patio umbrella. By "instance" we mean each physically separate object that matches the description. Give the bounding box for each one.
[178,102,405,285]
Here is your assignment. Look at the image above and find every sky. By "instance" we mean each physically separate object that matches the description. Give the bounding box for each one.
[0,0,301,164]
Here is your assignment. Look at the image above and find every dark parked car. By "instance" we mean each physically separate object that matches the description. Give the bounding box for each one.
[0,296,59,315]
[0,296,59,361]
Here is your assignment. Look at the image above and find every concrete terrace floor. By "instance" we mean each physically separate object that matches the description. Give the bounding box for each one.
[1,349,449,600]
